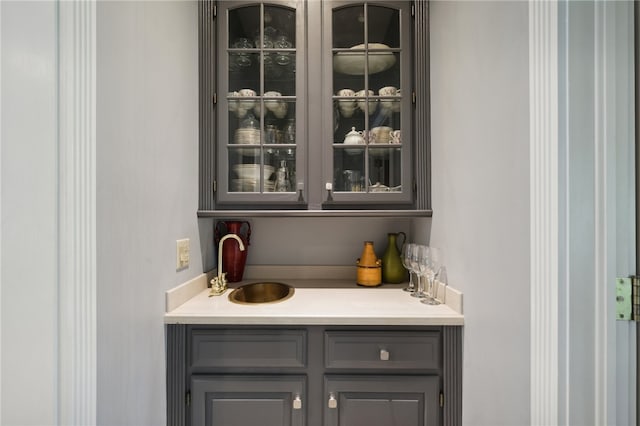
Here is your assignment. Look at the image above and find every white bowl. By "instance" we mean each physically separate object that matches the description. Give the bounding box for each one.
[333,43,396,75]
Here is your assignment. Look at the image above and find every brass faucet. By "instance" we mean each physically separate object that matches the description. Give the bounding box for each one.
[210,234,245,296]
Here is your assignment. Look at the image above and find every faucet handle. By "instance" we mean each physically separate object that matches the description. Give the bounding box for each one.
[209,276,227,297]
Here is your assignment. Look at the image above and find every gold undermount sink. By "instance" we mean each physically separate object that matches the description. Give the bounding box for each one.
[228,282,295,304]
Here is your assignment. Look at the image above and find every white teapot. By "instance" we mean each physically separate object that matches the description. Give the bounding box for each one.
[344,127,365,145]
[343,127,365,155]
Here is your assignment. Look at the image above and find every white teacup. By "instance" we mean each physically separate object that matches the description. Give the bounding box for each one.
[370,126,392,144]
[391,89,402,112]
[355,89,377,115]
[263,91,282,111]
[236,106,248,118]
[378,86,398,96]
[382,99,401,114]
[273,102,288,118]
[390,129,401,144]
[339,104,356,117]
[239,88,256,97]
[338,89,356,117]
[337,88,355,97]
[355,89,373,98]
[238,89,256,110]
[228,91,239,112]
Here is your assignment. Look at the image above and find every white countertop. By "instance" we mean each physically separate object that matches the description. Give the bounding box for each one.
[164,270,464,326]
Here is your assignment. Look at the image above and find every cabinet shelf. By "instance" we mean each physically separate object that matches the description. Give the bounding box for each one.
[197,209,432,218]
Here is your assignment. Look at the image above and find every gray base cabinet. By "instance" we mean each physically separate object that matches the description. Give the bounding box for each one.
[191,375,306,426]
[324,375,440,426]
[166,325,462,426]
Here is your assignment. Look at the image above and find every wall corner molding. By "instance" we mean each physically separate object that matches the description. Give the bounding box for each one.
[529,1,559,425]
[58,0,97,424]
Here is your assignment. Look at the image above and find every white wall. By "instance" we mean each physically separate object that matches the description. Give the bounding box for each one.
[0,1,59,425]
[94,2,532,425]
[427,2,530,425]
[96,2,200,425]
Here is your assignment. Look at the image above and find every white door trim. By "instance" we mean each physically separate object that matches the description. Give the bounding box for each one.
[531,1,637,424]
[529,1,559,424]
[58,1,97,424]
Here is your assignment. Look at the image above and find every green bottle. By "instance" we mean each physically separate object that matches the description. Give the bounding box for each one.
[381,232,407,284]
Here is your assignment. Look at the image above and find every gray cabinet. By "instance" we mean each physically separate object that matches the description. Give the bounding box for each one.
[321,1,414,208]
[215,1,306,207]
[166,325,462,426]
[324,375,440,426]
[191,375,306,426]
[198,0,431,215]
[323,329,442,426]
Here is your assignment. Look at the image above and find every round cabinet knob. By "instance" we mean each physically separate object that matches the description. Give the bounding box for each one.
[328,393,337,409]
[380,349,390,361]
[293,395,302,410]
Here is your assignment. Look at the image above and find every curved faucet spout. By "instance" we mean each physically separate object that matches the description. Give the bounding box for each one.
[210,233,246,296]
[217,233,245,279]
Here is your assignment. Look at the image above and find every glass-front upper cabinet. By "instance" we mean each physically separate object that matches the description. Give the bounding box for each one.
[204,0,426,213]
[217,1,306,207]
[322,1,413,207]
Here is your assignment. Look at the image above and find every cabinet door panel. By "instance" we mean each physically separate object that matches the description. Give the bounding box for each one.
[324,375,439,426]
[341,398,421,426]
[191,375,306,426]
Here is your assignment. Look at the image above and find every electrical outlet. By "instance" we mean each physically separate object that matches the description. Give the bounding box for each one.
[176,238,190,270]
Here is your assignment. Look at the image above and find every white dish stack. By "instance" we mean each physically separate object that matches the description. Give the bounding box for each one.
[232,164,275,192]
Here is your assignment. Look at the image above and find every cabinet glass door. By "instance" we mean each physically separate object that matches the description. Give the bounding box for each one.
[219,1,304,206]
[324,2,412,206]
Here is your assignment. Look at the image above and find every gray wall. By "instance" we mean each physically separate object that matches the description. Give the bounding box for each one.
[0,1,58,424]
[96,2,200,425]
[237,217,412,267]
[428,2,530,425]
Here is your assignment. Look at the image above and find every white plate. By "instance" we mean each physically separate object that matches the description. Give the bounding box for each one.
[334,43,396,75]
[232,164,275,180]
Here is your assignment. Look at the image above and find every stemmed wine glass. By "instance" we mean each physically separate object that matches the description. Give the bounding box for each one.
[411,244,429,298]
[421,247,442,305]
[401,243,416,292]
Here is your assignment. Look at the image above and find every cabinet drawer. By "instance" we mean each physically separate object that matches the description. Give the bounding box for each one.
[325,330,440,370]
[191,329,307,369]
